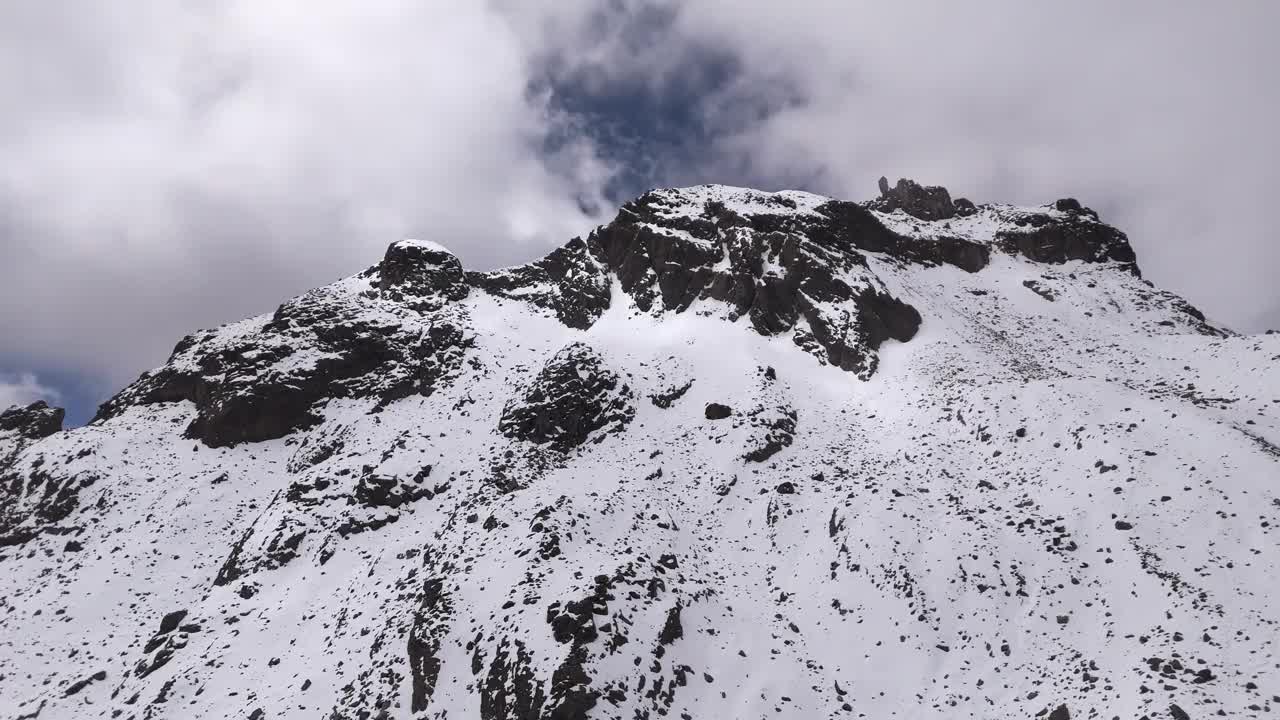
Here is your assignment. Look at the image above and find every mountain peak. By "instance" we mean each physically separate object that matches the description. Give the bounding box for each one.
[379,237,468,310]
[2,179,1275,719]
[85,180,1192,450]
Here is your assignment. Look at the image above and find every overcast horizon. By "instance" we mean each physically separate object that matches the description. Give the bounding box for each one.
[2,2,1278,423]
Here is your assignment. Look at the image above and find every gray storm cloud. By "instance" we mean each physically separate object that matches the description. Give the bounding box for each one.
[2,1,1277,413]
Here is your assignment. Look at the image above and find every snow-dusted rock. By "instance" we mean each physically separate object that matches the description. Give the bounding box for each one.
[1,181,1276,720]
[380,238,470,310]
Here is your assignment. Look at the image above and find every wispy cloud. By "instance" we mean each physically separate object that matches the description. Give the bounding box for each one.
[0,372,60,411]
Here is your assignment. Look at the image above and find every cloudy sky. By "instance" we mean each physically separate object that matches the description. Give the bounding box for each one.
[2,1,1277,423]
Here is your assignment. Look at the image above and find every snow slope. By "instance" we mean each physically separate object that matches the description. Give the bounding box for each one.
[1,180,1277,720]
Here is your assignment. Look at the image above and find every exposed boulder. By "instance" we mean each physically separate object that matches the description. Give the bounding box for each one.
[1053,198,1099,220]
[1023,279,1057,301]
[704,403,732,420]
[953,197,979,216]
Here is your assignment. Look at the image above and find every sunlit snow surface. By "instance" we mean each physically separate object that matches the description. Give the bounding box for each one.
[1,186,1277,720]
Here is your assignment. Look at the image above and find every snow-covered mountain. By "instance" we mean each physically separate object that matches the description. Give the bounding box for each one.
[2,179,1277,720]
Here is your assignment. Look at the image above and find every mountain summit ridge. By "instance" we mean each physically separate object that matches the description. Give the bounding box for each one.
[2,180,1275,720]
[90,179,1174,450]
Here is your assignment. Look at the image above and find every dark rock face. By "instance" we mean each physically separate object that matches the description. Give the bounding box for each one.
[374,319,474,409]
[407,578,450,713]
[355,470,441,510]
[479,640,547,720]
[650,381,692,409]
[871,177,961,221]
[814,200,990,273]
[181,364,326,448]
[135,610,199,679]
[541,577,612,718]
[587,190,928,378]
[499,343,635,451]
[96,285,473,447]
[378,240,469,310]
[953,197,978,216]
[0,402,68,531]
[0,401,64,440]
[0,401,91,548]
[997,215,1139,275]
[0,466,97,548]
[63,670,106,696]
[157,610,188,635]
[469,237,612,330]
[744,405,798,463]
[658,602,684,645]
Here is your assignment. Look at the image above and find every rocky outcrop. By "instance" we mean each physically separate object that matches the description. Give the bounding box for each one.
[0,465,97,548]
[468,237,612,330]
[0,401,64,440]
[96,282,473,447]
[585,190,926,378]
[0,401,74,547]
[871,176,977,221]
[744,404,798,462]
[996,213,1139,275]
[498,343,635,451]
[379,239,469,311]
[816,200,990,272]
[407,577,450,713]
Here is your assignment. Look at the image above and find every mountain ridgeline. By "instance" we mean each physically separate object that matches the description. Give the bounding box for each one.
[2,179,1276,720]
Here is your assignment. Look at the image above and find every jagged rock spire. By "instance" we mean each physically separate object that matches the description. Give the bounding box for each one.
[871,176,976,221]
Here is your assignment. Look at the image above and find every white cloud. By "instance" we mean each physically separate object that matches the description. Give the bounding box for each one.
[503,1,1280,331]
[0,2,617,384]
[0,373,60,412]
[1,0,1278,406]
[667,1,1280,331]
